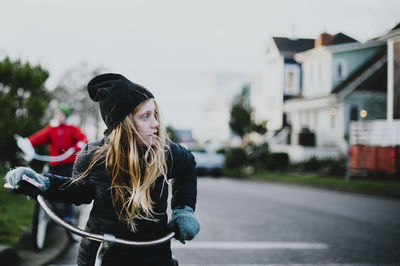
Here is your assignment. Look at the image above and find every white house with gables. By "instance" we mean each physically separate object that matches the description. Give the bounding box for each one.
[251,36,314,131]
[271,33,387,162]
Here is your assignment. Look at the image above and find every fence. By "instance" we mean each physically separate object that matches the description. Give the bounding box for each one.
[350,120,400,146]
[350,120,400,174]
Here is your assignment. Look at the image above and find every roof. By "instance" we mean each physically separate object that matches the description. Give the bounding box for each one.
[273,33,355,55]
[391,22,400,31]
[332,48,387,98]
[332,33,359,45]
[295,40,384,62]
[378,22,400,40]
[272,37,314,58]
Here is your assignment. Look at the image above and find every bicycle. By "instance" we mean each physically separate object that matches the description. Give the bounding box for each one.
[4,180,175,266]
[31,182,90,250]
[14,134,90,250]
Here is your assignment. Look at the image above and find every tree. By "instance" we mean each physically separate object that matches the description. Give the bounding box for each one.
[166,125,179,142]
[229,85,266,143]
[0,57,50,167]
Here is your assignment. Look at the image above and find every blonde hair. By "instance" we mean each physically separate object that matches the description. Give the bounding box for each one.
[76,99,169,231]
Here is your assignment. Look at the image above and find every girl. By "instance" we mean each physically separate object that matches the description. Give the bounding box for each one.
[6,73,200,266]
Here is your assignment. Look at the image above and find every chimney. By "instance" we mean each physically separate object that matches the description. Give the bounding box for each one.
[315,33,333,47]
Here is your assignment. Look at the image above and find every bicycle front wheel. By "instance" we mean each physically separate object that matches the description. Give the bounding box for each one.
[32,201,50,251]
[66,203,92,242]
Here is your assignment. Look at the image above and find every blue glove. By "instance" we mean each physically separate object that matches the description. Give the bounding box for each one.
[168,206,200,244]
[5,167,50,198]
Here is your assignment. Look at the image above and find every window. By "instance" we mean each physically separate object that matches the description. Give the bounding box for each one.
[284,64,300,95]
[337,64,343,77]
[335,59,347,80]
[288,71,294,89]
[350,105,359,121]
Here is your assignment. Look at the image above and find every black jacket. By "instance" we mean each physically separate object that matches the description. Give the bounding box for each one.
[44,138,197,266]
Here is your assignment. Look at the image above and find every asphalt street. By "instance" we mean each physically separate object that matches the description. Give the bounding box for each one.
[50,177,400,265]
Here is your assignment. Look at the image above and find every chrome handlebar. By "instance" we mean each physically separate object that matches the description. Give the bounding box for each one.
[3,183,175,247]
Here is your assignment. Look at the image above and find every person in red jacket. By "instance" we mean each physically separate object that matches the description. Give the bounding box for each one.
[28,103,87,221]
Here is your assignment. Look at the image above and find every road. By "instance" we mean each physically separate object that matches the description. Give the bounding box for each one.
[51,177,400,265]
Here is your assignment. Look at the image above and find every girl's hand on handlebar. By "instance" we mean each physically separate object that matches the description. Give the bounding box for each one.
[5,167,50,197]
[168,206,200,244]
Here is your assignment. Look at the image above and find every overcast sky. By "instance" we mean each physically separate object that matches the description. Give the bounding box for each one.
[1,0,399,139]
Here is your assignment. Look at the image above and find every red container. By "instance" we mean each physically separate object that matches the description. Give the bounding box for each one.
[349,145,396,174]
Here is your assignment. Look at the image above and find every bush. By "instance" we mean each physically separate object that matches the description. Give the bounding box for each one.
[268,153,289,171]
[302,156,320,171]
[324,158,346,176]
[296,156,346,176]
[245,142,269,171]
[223,143,289,173]
[224,147,247,169]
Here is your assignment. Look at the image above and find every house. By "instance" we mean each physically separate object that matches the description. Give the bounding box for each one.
[251,36,314,132]
[275,33,386,162]
[349,23,400,176]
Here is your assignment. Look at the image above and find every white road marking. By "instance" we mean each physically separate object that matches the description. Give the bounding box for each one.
[172,241,329,250]
[49,264,376,266]
[181,264,376,266]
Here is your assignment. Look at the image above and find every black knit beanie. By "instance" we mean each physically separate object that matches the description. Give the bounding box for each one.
[87,73,154,135]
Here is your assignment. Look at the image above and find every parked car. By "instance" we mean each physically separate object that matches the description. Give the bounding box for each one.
[190,148,225,176]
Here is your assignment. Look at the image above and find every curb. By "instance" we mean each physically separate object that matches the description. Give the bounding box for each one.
[0,224,70,266]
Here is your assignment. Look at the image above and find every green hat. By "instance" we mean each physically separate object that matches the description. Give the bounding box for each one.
[58,103,72,118]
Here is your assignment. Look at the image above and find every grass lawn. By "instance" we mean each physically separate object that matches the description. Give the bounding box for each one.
[0,169,34,247]
[249,171,400,199]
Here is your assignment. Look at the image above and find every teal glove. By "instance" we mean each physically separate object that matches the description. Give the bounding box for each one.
[5,167,50,197]
[168,206,200,244]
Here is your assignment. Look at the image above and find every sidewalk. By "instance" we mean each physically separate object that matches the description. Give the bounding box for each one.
[0,224,70,266]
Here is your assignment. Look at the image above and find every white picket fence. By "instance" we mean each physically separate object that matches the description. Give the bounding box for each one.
[350,120,400,146]
[270,145,342,163]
